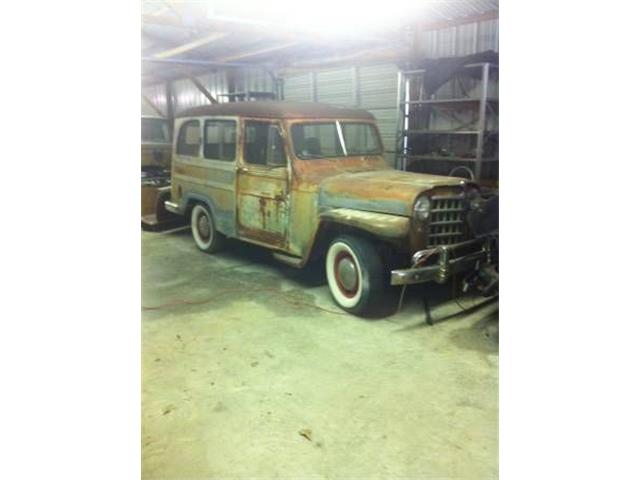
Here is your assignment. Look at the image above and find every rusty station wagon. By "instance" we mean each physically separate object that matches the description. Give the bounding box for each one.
[165,102,497,316]
[141,115,174,228]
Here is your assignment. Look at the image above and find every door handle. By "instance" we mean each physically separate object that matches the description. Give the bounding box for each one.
[237,166,248,174]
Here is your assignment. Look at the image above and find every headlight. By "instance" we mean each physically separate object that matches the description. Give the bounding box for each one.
[413,196,431,221]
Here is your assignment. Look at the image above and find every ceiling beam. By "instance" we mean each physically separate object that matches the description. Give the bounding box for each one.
[141,14,390,46]
[282,46,407,72]
[216,41,299,63]
[189,76,218,104]
[143,57,253,67]
[153,31,229,59]
[142,13,297,39]
[142,61,225,87]
[142,95,165,117]
[418,10,498,31]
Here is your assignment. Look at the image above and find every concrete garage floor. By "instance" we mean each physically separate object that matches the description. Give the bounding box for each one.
[142,227,498,479]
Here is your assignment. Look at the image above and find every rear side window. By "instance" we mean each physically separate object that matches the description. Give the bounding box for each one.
[176,120,201,156]
[204,120,236,161]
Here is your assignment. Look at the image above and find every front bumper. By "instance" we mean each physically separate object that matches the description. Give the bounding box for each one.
[390,236,496,286]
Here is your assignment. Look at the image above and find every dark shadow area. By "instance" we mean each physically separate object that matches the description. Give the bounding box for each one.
[449,309,499,354]
[393,292,498,333]
[141,217,187,232]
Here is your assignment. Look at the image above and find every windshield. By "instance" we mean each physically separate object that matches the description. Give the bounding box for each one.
[291,121,382,159]
[142,118,170,143]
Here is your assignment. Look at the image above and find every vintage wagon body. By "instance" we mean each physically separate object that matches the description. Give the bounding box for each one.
[165,102,497,315]
[141,116,176,228]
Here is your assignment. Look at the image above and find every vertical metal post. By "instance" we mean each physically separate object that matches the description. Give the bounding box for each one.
[278,77,284,100]
[402,76,411,171]
[473,21,479,53]
[474,62,489,181]
[226,68,239,101]
[452,25,458,56]
[396,70,404,170]
[310,71,318,102]
[352,66,360,107]
[165,81,175,140]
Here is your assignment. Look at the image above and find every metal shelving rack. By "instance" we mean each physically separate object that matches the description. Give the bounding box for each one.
[396,62,499,182]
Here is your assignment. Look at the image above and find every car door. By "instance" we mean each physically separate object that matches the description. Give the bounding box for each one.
[236,119,290,248]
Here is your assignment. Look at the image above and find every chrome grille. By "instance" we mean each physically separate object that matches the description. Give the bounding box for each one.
[426,195,466,247]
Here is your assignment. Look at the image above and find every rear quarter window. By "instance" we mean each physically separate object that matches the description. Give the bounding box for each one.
[204,120,236,161]
[177,120,201,156]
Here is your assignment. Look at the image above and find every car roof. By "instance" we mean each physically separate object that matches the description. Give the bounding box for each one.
[176,101,376,120]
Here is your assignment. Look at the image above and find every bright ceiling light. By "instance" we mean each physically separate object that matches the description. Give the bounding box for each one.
[203,0,428,36]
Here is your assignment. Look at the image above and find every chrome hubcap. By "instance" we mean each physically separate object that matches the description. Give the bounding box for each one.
[336,256,358,292]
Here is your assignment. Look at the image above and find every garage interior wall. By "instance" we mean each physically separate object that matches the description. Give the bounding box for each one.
[142,67,274,116]
[282,65,399,166]
[420,18,498,56]
[141,17,498,166]
[281,18,499,166]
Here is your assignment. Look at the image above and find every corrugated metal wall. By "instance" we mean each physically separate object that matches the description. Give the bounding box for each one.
[281,73,314,102]
[316,69,353,105]
[238,67,275,94]
[359,64,401,164]
[420,18,499,57]
[142,83,167,115]
[283,64,400,165]
[143,17,497,165]
[142,68,275,116]
[281,17,497,166]
[173,71,229,111]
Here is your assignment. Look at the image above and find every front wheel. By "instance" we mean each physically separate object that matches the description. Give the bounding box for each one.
[325,235,387,316]
[191,204,225,253]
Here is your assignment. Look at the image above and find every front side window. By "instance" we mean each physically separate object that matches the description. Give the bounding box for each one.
[244,121,286,167]
[291,122,382,159]
[291,123,342,159]
[204,120,236,161]
[176,120,201,156]
[142,118,170,143]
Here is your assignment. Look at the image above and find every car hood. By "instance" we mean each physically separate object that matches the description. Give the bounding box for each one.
[318,170,468,216]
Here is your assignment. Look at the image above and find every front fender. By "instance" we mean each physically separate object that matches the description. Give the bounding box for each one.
[318,208,410,240]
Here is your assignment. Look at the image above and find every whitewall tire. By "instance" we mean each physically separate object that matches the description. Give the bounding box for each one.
[191,204,225,253]
[325,235,386,316]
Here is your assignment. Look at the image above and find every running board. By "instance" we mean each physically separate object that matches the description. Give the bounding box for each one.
[272,252,305,268]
